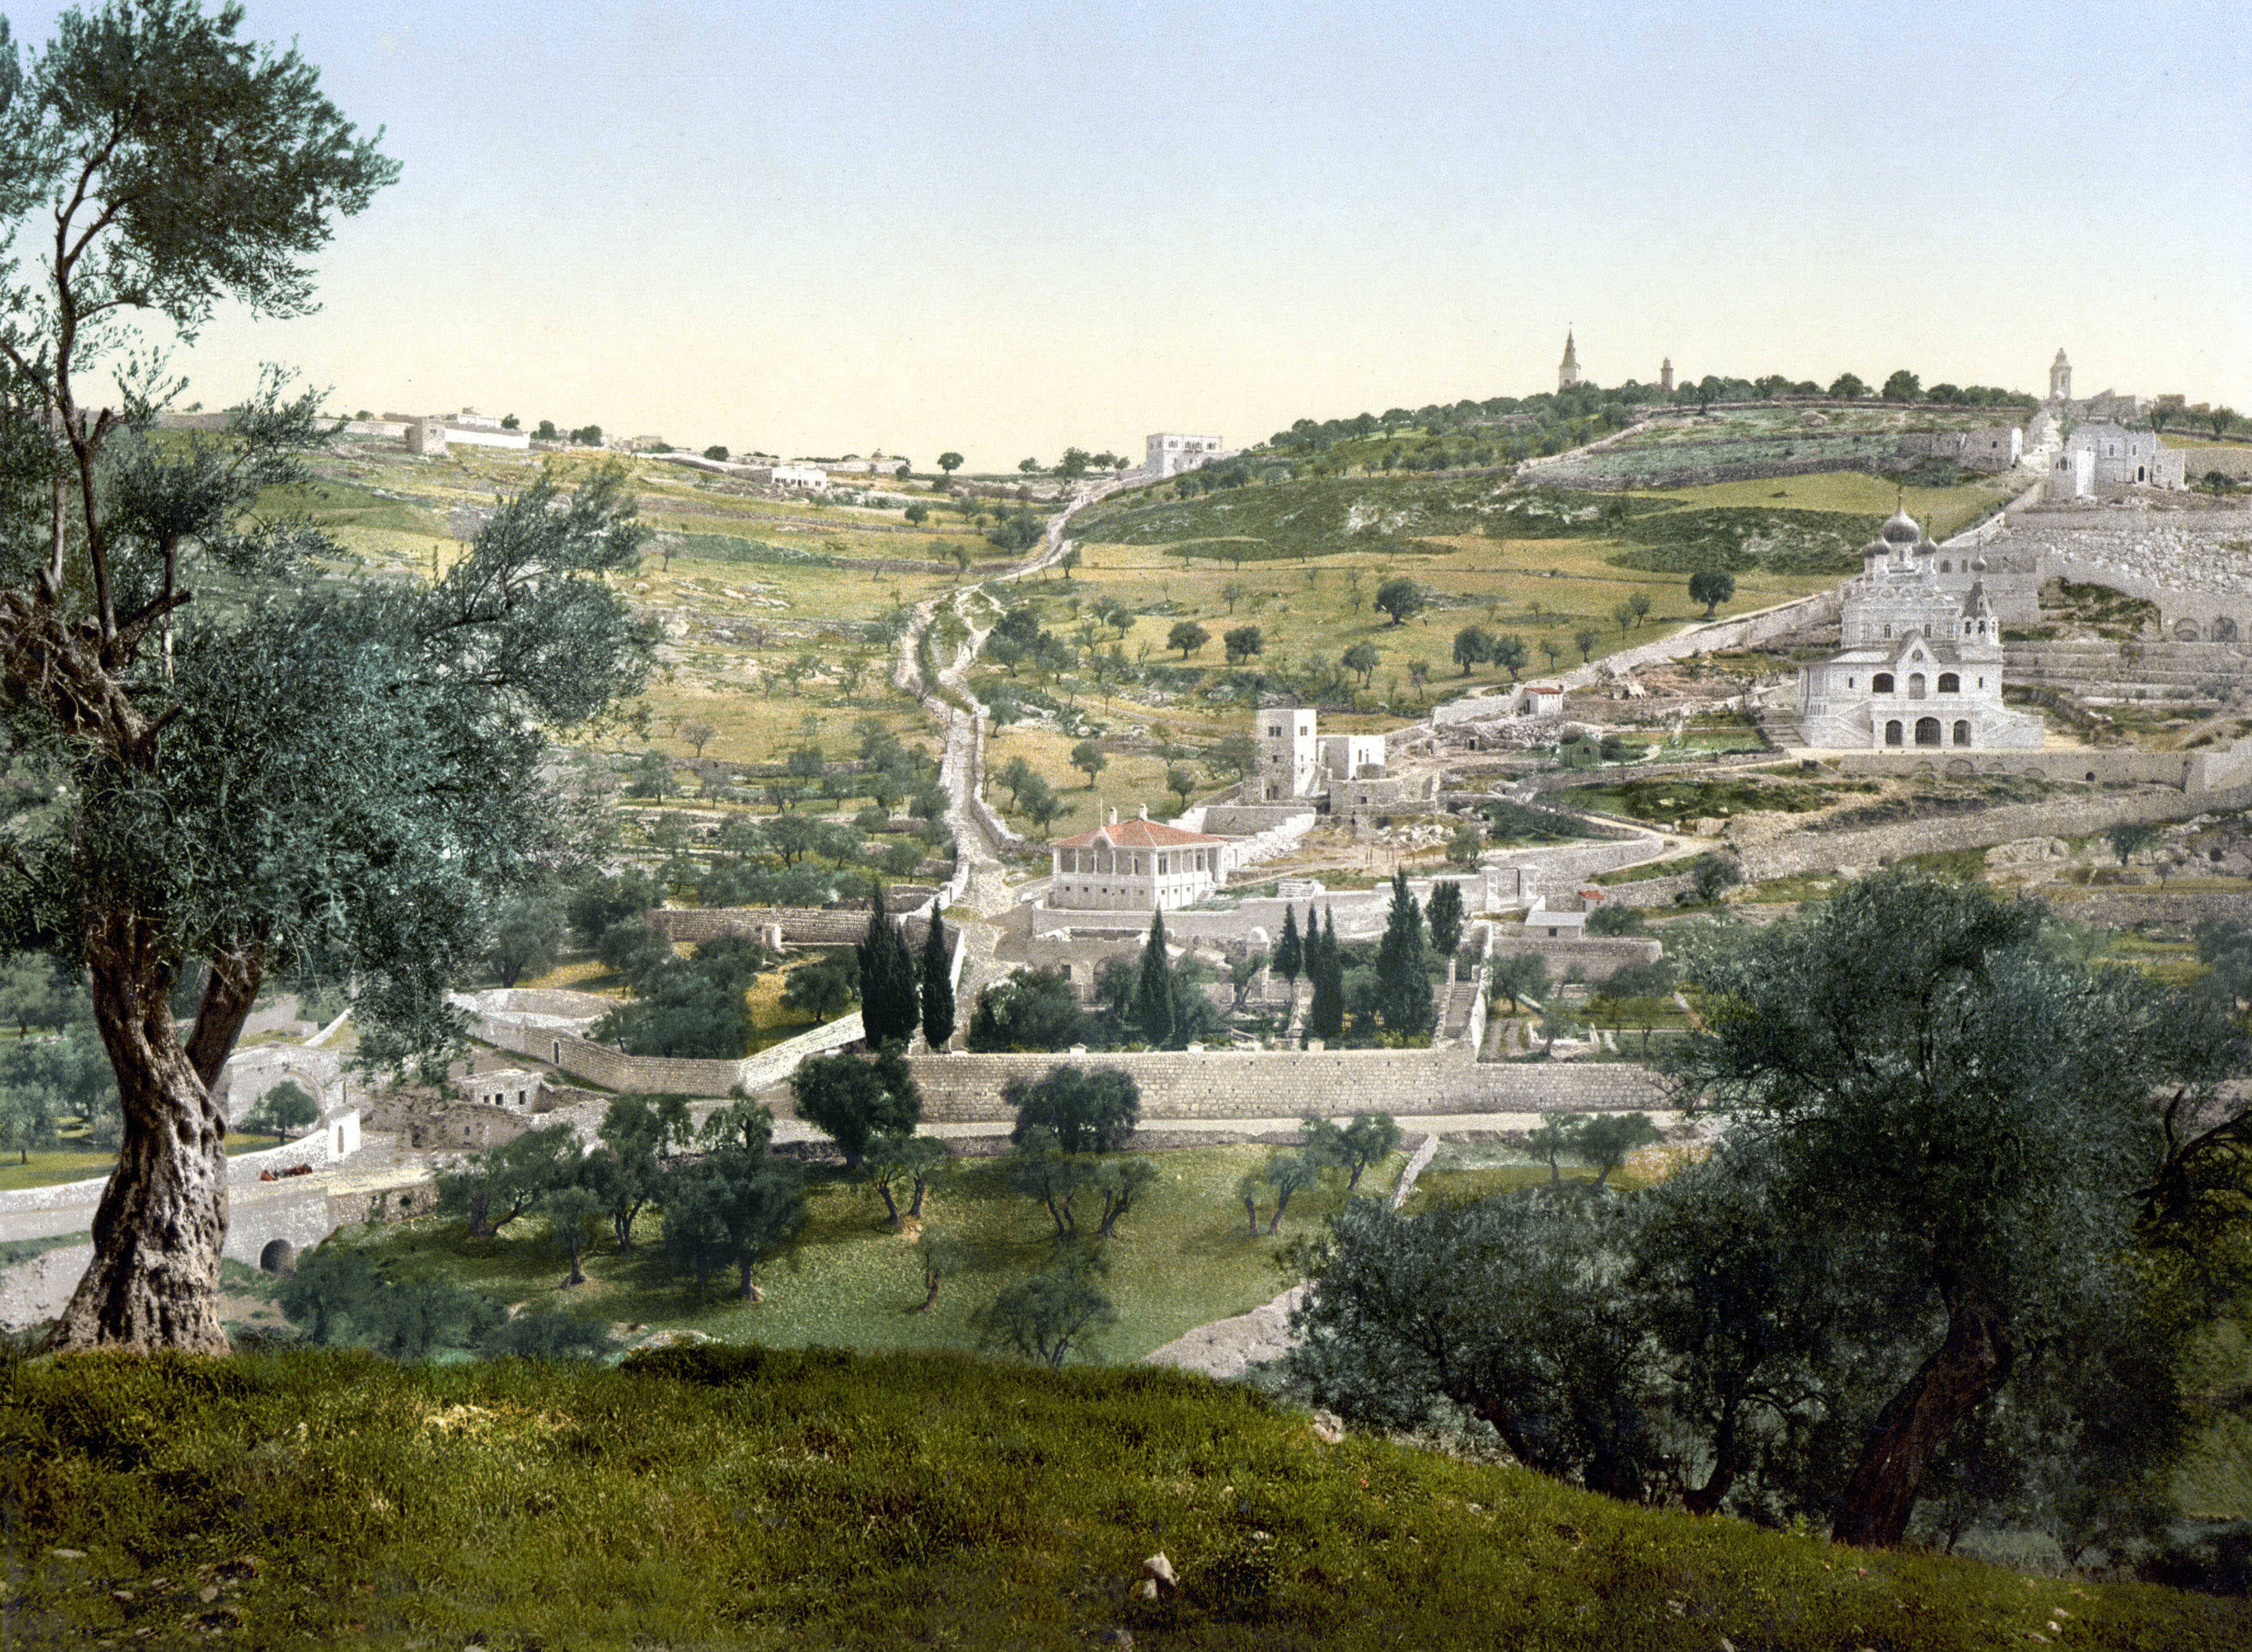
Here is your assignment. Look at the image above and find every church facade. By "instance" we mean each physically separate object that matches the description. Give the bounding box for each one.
[1796,511,2044,751]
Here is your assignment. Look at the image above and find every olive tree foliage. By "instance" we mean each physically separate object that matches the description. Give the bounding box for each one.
[1674,874,2241,1548]
[1287,877,2247,1560]
[0,3,653,1351]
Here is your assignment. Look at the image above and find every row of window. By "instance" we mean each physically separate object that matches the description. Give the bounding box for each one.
[1846,672,1984,695]
[1885,718,1974,747]
[1054,849,1217,877]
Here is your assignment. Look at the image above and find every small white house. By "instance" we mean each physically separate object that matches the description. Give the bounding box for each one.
[1522,683,1566,718]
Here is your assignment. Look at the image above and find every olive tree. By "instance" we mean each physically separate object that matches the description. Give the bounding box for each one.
[0,3,653,1353]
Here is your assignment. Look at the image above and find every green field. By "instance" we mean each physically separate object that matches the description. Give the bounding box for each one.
[293,1145,1583,1363]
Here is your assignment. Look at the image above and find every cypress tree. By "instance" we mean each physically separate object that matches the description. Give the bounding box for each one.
[856,884,919,1046]
[1136,910,1176,1049]
[1375,870,1433,1039]
[1307,908,1346,1042]
[918,914,956,1051]
[1276,905,1302,990]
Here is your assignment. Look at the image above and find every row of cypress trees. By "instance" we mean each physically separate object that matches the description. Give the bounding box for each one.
[855,885,956,1051]
[1267,872,1435,1044]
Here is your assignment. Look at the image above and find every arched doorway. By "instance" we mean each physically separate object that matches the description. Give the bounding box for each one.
[259,1239,296,1275]
[1885,720,1904,746]
[1915,717,1942,746]
[2174,619,2202,641]
[1908,673,1927,699]
[1952,720,1971,746]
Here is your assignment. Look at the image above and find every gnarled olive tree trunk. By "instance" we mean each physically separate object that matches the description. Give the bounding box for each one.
[41,915,259,1355]
[1831,1278,2013,1549]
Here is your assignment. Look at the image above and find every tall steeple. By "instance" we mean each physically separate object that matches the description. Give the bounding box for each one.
[1558,329,1582,392]
[2049,348,2072,404]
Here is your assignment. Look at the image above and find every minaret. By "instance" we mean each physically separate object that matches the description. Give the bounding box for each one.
[2049,348,2071,404]
[1559,330,1582,392]
[1658,357,1674,395]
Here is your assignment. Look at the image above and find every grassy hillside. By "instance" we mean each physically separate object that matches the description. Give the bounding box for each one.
[3,1342,2242,1649]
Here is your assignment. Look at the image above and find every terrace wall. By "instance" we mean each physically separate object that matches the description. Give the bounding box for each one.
[906,1048,1670,1123]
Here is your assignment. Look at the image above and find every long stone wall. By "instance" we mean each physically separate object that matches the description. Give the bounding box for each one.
[645,905,937,948]
[1487,932,1662,980]
[906,1048,1670,1123]
[1733,782,2252,882]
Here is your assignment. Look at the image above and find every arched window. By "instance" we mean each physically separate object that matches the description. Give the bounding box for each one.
[1872,672,1895,693]
[1952,720,1971,746]
[1939,560,1951,573]
[1938,673,1959,693]
[1885,720,1904,746]
[1908,673,1927,699]
[1915,717,1942,747]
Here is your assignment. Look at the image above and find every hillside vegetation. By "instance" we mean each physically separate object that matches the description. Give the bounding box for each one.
[2,1342,2243,1650]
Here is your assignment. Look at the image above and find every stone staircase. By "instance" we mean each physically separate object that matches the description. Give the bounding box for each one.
[1438,980,1480,1042]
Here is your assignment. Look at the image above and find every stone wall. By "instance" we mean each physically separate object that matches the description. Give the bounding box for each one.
[1829,749,2203,787]
[1595,870,1702,908]
[1487,931,1662,980]
[1733,782,2252,881]
[2008,508,2252,640]
[646,905,938,949]
[906,1048,1670,1123]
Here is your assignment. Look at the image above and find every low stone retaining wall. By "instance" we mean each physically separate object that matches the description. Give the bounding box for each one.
[1487,932,1662,980]
[0,1127,348,1217]
[645,905,938,948]
[1734,782,2252,882]
[906,1048,1670,1123]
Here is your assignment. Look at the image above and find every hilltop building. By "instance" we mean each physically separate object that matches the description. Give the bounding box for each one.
[1658,358,1674,395]
[1251,707,1437,816]
[1795,511,2043,751]
[2045,421,2185,499]
[1558,331,1583,392]
[1145,433,1229,479]
[2041,347,2146,425]
[1047,812,1231,911]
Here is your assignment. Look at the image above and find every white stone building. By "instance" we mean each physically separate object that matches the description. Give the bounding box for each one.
[462,1068,548,1112]
[1047,814,1231,911]
[1796,511,2043,751]
[1145,433,1227,479]
[1558,331,1583,391]
[742,462,830,491]
[1254,709,1386,802]
[2044,420,2186,499]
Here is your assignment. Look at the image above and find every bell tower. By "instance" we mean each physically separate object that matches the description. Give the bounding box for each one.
[1558,330,1582,392]
[2049,348,2071,404]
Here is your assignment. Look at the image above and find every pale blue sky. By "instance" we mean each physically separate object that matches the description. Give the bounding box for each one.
[10,0,2248,466]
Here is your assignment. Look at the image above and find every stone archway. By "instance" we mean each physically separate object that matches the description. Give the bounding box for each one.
[1914,717,1942,747]
[259,1239,296,1275]
[2174,619,2202,641]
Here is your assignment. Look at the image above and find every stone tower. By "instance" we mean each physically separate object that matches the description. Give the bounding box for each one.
[2049,348,2071,404]
[1658,357,1674,395]
[1558,331,1582,392]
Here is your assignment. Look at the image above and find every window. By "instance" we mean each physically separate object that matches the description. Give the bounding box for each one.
[1872,673,1895,693]
[1915,717,1942,747]
[1952,720,1971,746]
[1937,673,1959,693]
[1885,721,1904,746]
[1908,673,1926,699]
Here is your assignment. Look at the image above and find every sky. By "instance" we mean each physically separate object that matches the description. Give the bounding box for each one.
[6,0,2248,469]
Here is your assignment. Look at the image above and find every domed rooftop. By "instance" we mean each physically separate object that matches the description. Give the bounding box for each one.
[1879,509,1923,545]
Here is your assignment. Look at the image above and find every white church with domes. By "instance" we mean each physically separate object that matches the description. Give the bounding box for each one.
[1795,511,2045,751]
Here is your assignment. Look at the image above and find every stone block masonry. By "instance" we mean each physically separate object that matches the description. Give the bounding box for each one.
[907,1048,1670,1123]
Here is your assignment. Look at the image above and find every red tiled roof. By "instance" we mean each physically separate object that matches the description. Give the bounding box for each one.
[1051,818,1228,850]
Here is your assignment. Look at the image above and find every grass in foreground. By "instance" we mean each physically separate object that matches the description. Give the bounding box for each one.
[1,1342,2243,1650]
